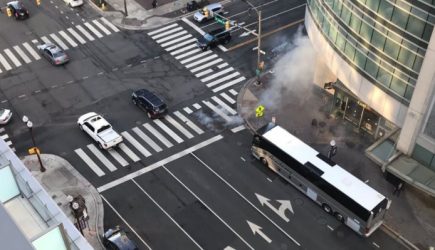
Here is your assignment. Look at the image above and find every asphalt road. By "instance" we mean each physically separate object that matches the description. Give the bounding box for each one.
[0,0,407,249]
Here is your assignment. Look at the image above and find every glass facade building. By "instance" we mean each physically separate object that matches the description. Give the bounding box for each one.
[305,0,435,171]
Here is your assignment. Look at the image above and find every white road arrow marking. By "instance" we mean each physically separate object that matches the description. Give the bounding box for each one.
[239,30,254,37]
[247,221,272,243]
[255,193,292,222]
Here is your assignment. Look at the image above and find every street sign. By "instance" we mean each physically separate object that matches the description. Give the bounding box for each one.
[214,16,225,25]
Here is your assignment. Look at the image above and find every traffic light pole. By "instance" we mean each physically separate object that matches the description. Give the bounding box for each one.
[256,10,262,85]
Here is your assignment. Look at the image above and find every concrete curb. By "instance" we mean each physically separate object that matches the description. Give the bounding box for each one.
[382,224,421,250]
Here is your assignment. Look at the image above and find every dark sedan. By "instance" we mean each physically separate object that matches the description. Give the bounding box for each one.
[7,1,29,20]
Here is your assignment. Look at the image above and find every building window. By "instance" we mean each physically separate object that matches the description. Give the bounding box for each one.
[384,37,400,60]
[391,7,409,30]
[390,76,406,96]
[371,30,386,51]
[365,0,380,13]
[359,22,373,41]
[406,15,427,39]
[378,1,394,21]
[397,46,416,69]
[412,144,435,170]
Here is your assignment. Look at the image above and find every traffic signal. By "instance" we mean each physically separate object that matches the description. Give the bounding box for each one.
[225,20,230,30]
[6,7,12,17]
[36,0,41,6]
[203,7,209,18]
[258,61,265,71]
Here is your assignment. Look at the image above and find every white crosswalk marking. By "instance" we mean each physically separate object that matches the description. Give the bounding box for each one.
[206,72,240,88]
[118,143,140,162]
[4,49,21,67]
[180,50,212,64]
[217,62,229,69]
[6,141,12,146]
[41,36,52,44]
[152,27,183,39]
[74,148,105,176]
[76,25,95,41]
[165,38,197,51]
[132,127,162,153]
[59,30,78,47]
[22,42,41,60]
[93,19,111,35]
[0,53,12,71]
[213,77,246,93]
[203,100,233,122]
[171,44,197,56]
[84,22,103,38]
[220,92,236,104]
[229,89,238,95]
[50,33,69,50]
[164,115,194,139]
[173,111,204,135]
[108,149,129,167]
[0,128,5,133]
[156,31,188,44]
[121,131,151,157]
[13,46,31,64]
[212,96,237,115]
[175,48,201,60]
[147,23,178,36]
[143,123,173,148]
[183,107,193,114]
[67,28,86,44]
[190,58,223,73]
[161,35,193,47]
[185,54,218,68]
[153,119,183,144]
[1,134,9,140]
[100,17,120,32]
[201,67,234,82]
[195,69,213,78]
[87,144,117,172]
[193,103,201,109]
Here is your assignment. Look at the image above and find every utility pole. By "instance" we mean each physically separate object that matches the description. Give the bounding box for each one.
[256,10,262,85]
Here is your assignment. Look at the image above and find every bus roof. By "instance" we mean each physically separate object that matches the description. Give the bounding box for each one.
[262,125,386,211]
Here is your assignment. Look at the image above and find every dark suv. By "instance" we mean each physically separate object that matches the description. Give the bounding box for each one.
[197,28,231,51]
[132,89,167,119]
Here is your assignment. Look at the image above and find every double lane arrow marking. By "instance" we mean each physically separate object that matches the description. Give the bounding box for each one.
[255,193,294,222]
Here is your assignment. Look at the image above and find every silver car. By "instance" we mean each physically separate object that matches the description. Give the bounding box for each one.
[193,3,223,23]
[37,43,69,65]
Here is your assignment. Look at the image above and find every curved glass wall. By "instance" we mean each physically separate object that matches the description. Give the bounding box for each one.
[307,0,435,105]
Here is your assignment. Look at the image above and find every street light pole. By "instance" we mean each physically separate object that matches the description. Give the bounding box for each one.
[22,116,46,172]
[256,10,262,84]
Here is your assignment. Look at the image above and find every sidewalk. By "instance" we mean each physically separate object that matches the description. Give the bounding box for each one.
[21,154,105,250]
[237,75,435,250]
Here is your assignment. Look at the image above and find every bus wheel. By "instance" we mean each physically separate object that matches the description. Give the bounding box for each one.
[260,157,268,167]
[334,212,344,223]
[322,203,332,214]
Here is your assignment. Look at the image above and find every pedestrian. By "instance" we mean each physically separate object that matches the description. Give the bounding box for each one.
[152,0,157,8]
[393,182,404,197]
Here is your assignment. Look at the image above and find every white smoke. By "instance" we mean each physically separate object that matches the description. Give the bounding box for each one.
[193,107,244,133]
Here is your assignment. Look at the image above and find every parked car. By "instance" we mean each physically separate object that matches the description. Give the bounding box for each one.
[7,1,29,20]
[0,109,13,125]
[197,28,231,51]
[131,89,167,119]
[37,43,69,65]
[63,0,83,7]
[193,3,223,23]
[103,227,138,250]
[77,112,123,149]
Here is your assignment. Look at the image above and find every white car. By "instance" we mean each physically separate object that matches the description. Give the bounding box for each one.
[77,112,123,149]
[63,0,83,7]
[0,109,12,125]
[193,3,223,23]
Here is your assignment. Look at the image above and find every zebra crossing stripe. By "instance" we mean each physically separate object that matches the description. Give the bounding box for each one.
[190,58,223,73]
[231,125,246,133]
[180,50,212,64]
[183,107,193,114]
[87,144,117,172]
[164,115,194,139]
[165,38,197,51]
[1,134,9,140]
[41,36,52,44]
[195,69,213,78]
[212,96,237,115]
[67,28,86,44]
[4,49,21,67]
[121,131,151,158]
[59,31,78,47]
[217,62,229,69]
[174,48,201,60]
[193,103,201,109]
[22,42,41,60]
[108,149,129,167]
[201,67,234,82]
[0,53,12,71]
[74,148,105,176]
[100,17,120,32]
[220,92,236,104]
[173,111,204,135]
[213,77,246,93]
[50,33,69,50]
[156,30,188,44]
[92,19,111,35]
[132,127,162,153]
[118,143,140,162]
[161,35,193,47]
[153,119,184,144]
[84,22,103,38]
[0,127,5,132]
[171,44,198,56]
[6,140,12,146]
[13,46,31,64]
[152,26,183,39]
[185,54,218,68]
[202,100,233,122]
[76,25,95,41]
[206,72,240,88]
[147,23,178,36]
[229,89,238,95]
[143,123,173,148]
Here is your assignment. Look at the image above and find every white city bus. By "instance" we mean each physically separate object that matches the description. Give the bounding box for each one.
[252,123,391,237]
